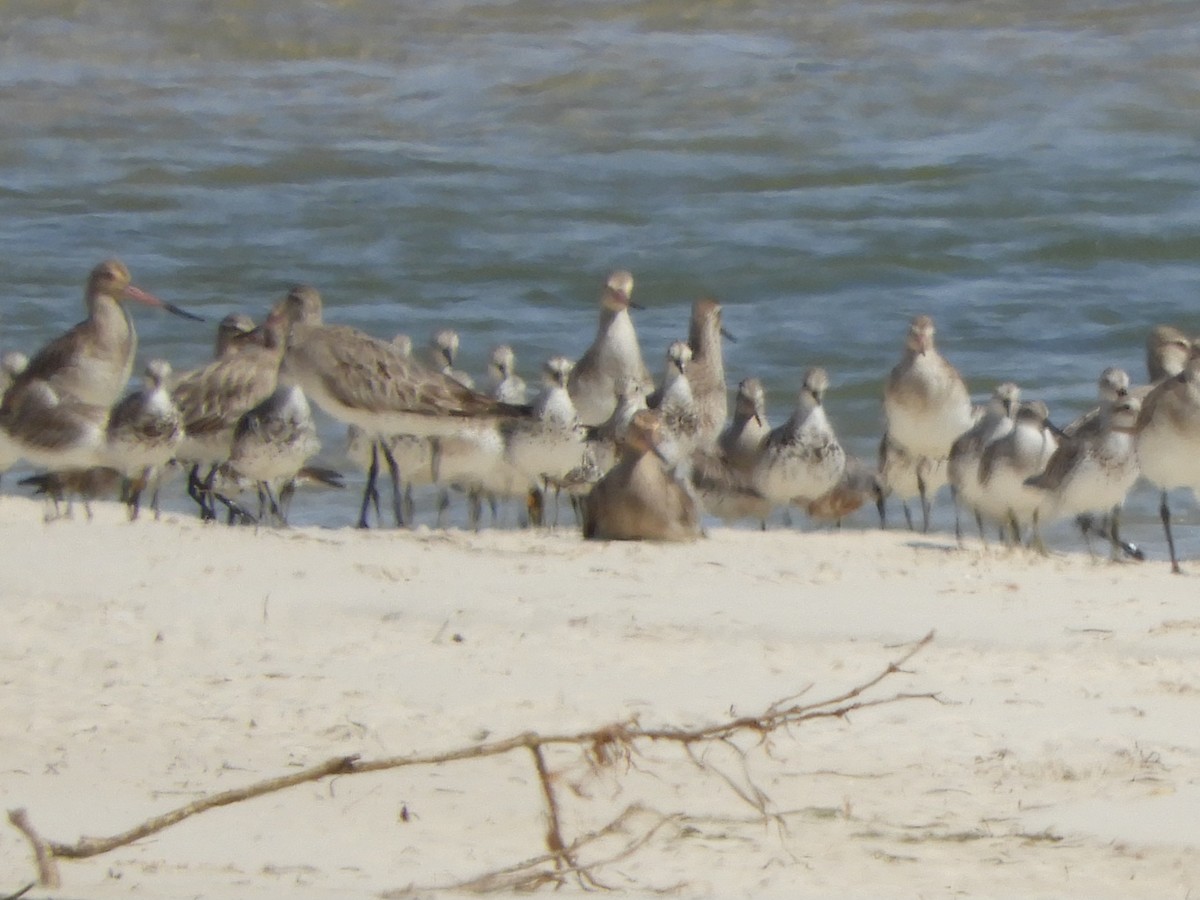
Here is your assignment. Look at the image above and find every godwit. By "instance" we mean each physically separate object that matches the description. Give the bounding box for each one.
[276,285,530,438]
[882,315,974,531]
[753,367,846,511]
[568,270,652,425]
[274,286,530,528]
[213,312,258,358]
[171,309,287,521]
[346,425,434,527]
[345,334,428,528]
[583,409,701,542]
[948,382,1021,543]
[104,359,184,520]
[4,259,201,411]
[1135,350,1200,573]
[0,380,109,502]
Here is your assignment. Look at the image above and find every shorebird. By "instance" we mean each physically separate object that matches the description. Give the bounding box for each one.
[104,359,184,519]
[752,367,846,511]
[432,423,526,530]
[171,309,287,521]
[583,409,701,542]
[876,436,952,531]
[975,400,1059,546]
[0,379,108,473]
[805,456,884,526]
[213,312,258,358]
[691,377,771,527]
[0,352,30,483]
[488,344,527,404]
[1135,350,1200,573]
[226,383,322,525]
[568,270,652,425]
[1146,324,1191,384]
[3,259,201,411]
[1027,395,1142,559]
[276,285,529,439]
[0,351,29,397]
[275,286,529,527]
[587,376,648,475]
[718,377,770,476]
[649,297,732,447]
[344,333,429,528]
[429,328,475,389]
[654,340,702,460]
[1062,367,1130,439]
[948,382,1021,543]
[20,465,121,521]
[882,314,974,531]
[690,449,770,527]
[346,425,433,527]
[505,356,589,525]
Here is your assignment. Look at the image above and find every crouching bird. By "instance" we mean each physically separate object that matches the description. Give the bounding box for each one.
[582,409,700,542]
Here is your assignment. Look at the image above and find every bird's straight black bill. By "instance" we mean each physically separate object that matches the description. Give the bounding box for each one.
[163,301,205,322]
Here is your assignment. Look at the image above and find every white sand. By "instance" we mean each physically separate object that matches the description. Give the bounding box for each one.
[2,496,1199,898]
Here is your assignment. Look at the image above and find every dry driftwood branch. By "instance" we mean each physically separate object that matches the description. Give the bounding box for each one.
[0,880,35,900]
[8,630,937,891]
[7,755,359,889]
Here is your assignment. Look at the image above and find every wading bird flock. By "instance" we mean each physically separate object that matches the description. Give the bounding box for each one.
[3,260,1199,573]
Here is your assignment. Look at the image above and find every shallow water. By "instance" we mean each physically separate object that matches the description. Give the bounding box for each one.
[2,0,1199,553]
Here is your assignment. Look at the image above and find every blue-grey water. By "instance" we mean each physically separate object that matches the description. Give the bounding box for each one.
[2,1,1199,553]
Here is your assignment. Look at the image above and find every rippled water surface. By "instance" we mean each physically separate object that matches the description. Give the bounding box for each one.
[3,0,1200,547]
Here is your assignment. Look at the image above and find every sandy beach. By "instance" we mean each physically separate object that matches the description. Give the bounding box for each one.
[2,496,1199,898]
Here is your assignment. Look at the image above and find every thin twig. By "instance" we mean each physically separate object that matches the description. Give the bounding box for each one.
[6,811,58,889]
[387,805,681,896]
[1,881,36,900]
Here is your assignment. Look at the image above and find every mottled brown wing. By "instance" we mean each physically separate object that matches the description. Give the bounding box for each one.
[0,322,93,413]
[1026,437,1085,492]
[173,353,278,437]
[4,385,106,451]
[309,326,529,419]
[1062,406,1102,439]
[689,449,761,498]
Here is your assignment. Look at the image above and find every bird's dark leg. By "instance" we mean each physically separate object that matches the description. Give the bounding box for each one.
[357,441,380,529]
[380,442,404,528]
